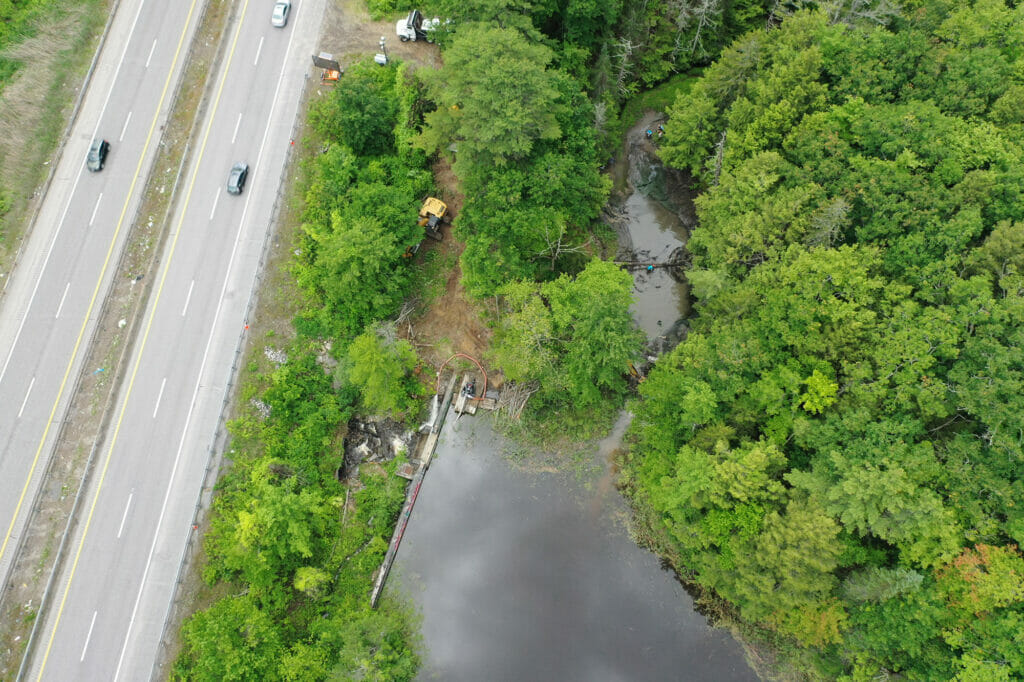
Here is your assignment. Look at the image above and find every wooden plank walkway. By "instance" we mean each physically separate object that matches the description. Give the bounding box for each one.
[370,372,501,608]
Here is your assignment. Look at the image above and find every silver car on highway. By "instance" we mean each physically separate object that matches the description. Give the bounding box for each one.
[271,1,291,27]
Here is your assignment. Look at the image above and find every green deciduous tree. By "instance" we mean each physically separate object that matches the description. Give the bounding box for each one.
[937,544,1024,616]
[310,62,399,156]
[296,167,429,339]
[229,348,345,484]
[715,497,842,623]
[293,566,331,599]
[301,214,411,337]
[691,151,825,272]
[490,259,643,407]
[417,24,567,170]
[426,0,539,36]
[204,461,339,607]
[345,323,424,419]
[176,594,285,682]
[320,607,421,682]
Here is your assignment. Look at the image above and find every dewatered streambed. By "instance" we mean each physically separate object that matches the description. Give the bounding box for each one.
[387,118,757,680]
[608,114,694,348]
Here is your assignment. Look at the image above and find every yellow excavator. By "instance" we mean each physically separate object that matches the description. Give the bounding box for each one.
[404,197,448,258]
[417,197,448,240]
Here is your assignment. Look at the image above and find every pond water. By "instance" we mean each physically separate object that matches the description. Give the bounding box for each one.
[390,412,758,682]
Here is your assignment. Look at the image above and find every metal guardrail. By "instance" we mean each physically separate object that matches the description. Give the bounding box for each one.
[13,135,193,681]
[0,0,125,595]
[14,110,194,682]
[14,88,197,682]
[147,18,326,682]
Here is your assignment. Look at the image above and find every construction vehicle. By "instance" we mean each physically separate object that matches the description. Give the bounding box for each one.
[418,197,448,240]
[403,198,448,258]
[396,10,439,42]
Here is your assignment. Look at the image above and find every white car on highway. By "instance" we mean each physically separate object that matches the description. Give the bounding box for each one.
[271,1,291,27]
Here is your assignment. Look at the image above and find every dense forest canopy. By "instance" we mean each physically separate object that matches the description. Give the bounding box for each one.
[629,1,1024,678]
[411,0,782,296]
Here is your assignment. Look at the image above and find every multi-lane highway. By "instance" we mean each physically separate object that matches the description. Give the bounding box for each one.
[0,0,326,678]
[0,0,204,597]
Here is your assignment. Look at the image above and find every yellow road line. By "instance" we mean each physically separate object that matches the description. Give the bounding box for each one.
[35,0,252,675]
[0,0,199,567]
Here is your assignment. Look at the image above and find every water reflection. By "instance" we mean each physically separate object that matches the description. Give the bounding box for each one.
[389,117,756,682]
[619,191,690,339]
[390,412,757,681]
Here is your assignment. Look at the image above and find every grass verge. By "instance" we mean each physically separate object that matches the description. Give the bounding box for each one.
[620,69,702,128]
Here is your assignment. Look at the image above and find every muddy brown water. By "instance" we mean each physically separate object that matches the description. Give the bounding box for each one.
[389,119,756,680]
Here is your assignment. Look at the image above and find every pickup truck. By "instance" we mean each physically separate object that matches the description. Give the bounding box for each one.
[395,10,439,42]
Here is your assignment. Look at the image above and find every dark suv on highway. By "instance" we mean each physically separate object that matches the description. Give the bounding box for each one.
[87,139,109,172]
[227,162,249,194]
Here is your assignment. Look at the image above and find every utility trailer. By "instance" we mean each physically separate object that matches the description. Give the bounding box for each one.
[312,52,342,83]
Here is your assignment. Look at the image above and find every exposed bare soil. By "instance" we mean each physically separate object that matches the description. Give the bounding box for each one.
[408,236,493,372]
[402,160,492,373]
[321,0,442,71]
[315,1,491,370]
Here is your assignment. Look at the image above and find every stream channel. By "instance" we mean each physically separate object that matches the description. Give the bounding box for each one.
[389,119,757,681]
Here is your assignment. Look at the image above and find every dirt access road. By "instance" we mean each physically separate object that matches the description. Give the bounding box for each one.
[321,0,492,369]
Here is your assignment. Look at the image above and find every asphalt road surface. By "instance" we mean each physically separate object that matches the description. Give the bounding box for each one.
[0,0,203,597]
[18,0,326,678]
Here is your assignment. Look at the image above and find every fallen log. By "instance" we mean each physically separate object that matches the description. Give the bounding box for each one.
[614,261,683,269]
